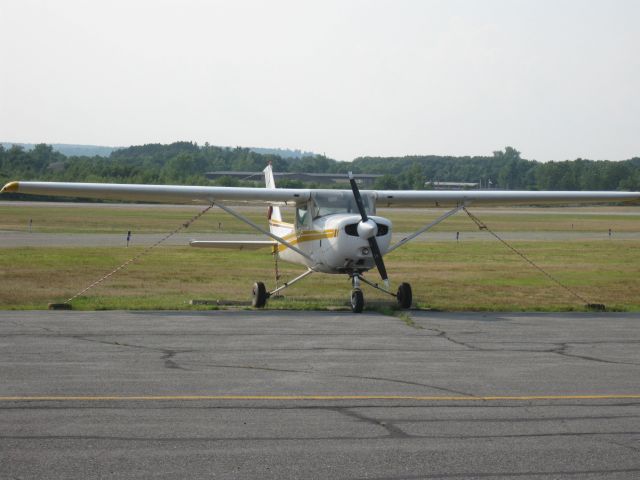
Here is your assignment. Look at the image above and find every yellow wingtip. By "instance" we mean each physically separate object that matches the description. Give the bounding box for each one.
[1,181,19,193]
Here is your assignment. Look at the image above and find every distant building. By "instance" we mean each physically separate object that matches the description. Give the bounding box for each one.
[426,181,479,190]
[205,171,383,187]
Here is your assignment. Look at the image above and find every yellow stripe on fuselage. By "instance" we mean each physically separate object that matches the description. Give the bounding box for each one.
[277,229,338,252]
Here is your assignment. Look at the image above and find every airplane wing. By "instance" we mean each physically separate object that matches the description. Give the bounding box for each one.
[2,180,639,207]
[369,189,640,207]
[0,181,310,205]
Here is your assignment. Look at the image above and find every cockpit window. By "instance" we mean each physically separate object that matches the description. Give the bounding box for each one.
[310,191,376,219]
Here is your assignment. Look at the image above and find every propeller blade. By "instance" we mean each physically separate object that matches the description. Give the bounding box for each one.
[348,172,368,222]
[368,237,389,288]
[348,172,389,287]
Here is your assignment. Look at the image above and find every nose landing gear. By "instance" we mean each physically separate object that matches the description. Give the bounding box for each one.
[350,289,364,313]
[350,275,364,313]
[349,273,412,313]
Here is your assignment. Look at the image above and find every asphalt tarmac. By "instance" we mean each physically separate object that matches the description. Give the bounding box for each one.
[1,310,639,479]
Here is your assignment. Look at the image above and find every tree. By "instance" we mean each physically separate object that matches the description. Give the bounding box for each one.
[374,174,399,189]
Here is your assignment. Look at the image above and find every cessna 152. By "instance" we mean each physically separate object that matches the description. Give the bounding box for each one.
[2,166,639,312]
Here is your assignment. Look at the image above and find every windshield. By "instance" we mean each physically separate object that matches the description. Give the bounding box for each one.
[310,191,375,218]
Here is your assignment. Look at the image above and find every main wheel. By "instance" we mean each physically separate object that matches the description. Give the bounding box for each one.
[252,281,268,308]
[351,288,364,313]
[396,282,412,309]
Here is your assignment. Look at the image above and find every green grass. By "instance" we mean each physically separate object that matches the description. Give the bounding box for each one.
[1,240,639,311]
[0,204,267,234]
[2,203,639,234]
[2,202,639,311]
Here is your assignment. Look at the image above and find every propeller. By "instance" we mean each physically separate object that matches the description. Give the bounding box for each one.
[348,172,389,288]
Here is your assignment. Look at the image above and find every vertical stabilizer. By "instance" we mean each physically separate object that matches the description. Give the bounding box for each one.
[263,163,282,223]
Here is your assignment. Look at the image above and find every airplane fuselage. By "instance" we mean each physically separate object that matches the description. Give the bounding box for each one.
[274,213,393,274]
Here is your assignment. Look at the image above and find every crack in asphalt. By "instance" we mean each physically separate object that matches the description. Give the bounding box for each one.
[424,327,640,366]
[159,350,188,370]
[350,467,640,480]
[373,414,640,424]
[552,343,640,366]
[1,331,431,338]
[2,431,639,442]
[64,335,471,392]
[331,407,411,438]
[70,336,193,371]
[186,360,474,397]
[602,437,640,453]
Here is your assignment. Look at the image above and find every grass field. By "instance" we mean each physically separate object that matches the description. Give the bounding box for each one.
[1,202,639,312]
[2,202,640,234]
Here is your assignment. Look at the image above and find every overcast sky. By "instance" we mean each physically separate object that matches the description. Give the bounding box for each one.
[1,0,638,161]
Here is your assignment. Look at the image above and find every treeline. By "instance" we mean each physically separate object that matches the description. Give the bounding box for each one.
[1,142,639,193]
[354,147,640,190]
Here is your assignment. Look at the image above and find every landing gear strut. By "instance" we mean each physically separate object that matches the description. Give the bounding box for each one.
[251,269,315,309]
[350,275,364,313]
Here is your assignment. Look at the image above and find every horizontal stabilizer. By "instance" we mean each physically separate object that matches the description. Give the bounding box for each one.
[189,240,276,250]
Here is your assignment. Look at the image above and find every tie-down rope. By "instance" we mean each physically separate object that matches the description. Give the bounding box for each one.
[463,207,591,305]
[64,203,214,304]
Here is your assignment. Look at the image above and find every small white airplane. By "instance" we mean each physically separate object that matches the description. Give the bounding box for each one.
[2,166,639,312]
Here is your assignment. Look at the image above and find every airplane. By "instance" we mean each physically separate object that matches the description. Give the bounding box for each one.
[2,166,639,312]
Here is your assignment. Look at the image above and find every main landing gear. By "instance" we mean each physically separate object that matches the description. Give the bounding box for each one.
[251,270,412,313]
[251,269,315,309]
[252,282,268,308]
[350,274,412,313]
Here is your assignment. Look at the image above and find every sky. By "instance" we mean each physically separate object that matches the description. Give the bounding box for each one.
[1,0,639,162]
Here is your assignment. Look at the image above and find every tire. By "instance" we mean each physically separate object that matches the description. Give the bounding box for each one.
[396,282,412,309]
[252,281,268,308]
[351,288,364,313]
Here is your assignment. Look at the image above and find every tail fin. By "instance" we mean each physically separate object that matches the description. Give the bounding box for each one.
[263,163,282,223]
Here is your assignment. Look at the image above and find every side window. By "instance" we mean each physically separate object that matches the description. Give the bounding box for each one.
[365,194,376,215]
[296,205,309,228]
[310,201,320,219]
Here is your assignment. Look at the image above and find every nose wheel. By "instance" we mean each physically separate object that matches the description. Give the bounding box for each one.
[350,289,364,313]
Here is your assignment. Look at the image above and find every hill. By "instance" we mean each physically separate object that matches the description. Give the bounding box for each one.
[1,142,121,157]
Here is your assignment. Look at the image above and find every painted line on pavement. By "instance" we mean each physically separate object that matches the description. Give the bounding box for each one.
[1,394,640,402]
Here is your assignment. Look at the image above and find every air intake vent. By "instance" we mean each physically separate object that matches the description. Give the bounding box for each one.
[345,223,389,237]
[345,223,359,236]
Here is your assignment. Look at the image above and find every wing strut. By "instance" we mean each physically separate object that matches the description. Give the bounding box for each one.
[268,268,314,298]
[386,204,465,254]
[212,202,316,263]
